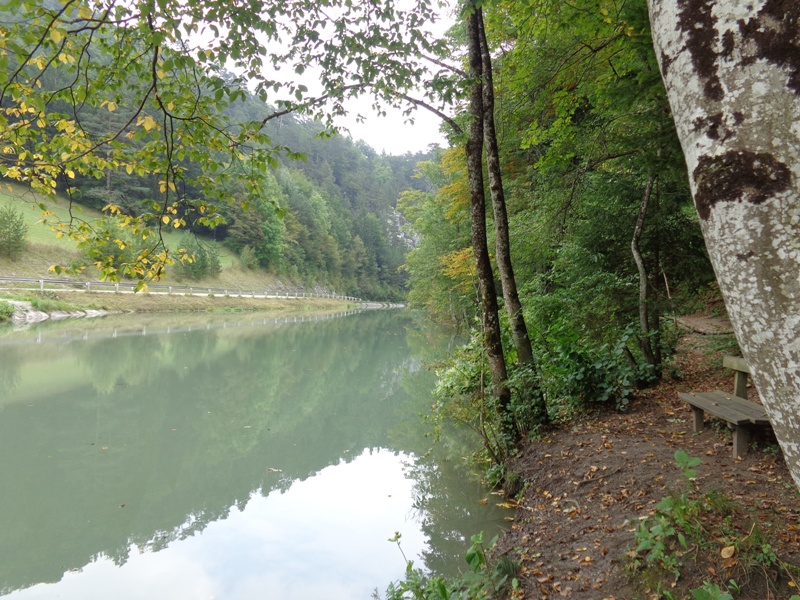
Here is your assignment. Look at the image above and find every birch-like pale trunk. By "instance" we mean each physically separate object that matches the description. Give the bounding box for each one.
[648,0,800,487]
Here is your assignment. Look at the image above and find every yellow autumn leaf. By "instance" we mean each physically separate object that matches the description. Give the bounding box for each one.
[107,101,117,112]
[50,29,64,44]
[162,215,170,225]
[720,546,736,558]
[140,115,158,131]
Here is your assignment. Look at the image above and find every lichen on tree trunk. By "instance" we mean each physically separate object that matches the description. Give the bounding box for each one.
[648,0,800,488]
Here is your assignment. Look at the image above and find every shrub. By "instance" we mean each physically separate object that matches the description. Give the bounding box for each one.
[79,219,149,279]
[382,532,519,600]
[536,320,652,414]
[0,300,14,322]
[0,205,28,259]
[176,234,222,280]
[239,244,259,270]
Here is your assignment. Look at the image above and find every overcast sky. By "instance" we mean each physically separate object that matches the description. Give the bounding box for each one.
[257,2,457,157]
[335,98,450,156]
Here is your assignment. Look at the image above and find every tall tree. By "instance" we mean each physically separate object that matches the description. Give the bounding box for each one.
[476,8,548,424]
[476,15,531,363]
[464,6,513,437]
[648,0,800,487]
[631,175,659,367]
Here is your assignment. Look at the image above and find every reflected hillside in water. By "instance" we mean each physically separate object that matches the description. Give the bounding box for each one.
[0,310,508,595]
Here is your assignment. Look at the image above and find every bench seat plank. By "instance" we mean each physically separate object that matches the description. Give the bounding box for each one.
[715,395,769,424]
[687,391,769,424]
[678,392,758,425]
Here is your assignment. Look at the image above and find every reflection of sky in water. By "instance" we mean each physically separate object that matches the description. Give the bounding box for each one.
[8,449,425,600]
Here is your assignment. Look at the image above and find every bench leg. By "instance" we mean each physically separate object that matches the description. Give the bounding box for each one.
[732,425,749,458]
[733,371,749,399]
[691,406,705,432]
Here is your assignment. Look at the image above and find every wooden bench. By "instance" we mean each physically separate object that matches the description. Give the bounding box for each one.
[679,356,770,458]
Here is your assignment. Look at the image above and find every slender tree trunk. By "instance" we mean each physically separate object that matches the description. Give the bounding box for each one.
[632,175,657,366]
[652,184,663,367]
[476,13,532,365]
[649,0,800,488]
[476,10,548,424]
[465,8,513,436]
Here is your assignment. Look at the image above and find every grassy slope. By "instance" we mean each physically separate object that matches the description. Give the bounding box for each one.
[0,183,350,313]
[0,183,283,287]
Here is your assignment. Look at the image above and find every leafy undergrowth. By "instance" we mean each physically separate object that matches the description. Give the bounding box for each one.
[493,327,800,599]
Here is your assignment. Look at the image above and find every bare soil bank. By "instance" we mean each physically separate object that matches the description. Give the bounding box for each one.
[495,329,800,599]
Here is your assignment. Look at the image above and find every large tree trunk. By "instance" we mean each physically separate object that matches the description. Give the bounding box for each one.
[648,0,800,487]
[465,8,513,435]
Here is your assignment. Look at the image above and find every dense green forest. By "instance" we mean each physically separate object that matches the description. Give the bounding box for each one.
[6,77,430,300]
[69,95,432,301]
[0,0,438,300]
[395,1,717,461]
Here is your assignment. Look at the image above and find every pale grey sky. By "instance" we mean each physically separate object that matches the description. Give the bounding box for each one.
[336,97,450,155]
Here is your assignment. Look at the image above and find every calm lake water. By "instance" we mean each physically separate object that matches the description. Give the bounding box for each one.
[0,309,509,599]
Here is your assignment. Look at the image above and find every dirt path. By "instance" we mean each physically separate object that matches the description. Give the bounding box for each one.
[496,331,800,599]
[674,314,734,335]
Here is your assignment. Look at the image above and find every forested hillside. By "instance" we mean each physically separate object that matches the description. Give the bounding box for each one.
[74,96,431,301]
[19,84,428,300]
[0,0,434,300]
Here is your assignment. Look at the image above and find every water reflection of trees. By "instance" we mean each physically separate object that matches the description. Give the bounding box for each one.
[0,311,490,593]
[393,324,512,578]
[0,345,21,396]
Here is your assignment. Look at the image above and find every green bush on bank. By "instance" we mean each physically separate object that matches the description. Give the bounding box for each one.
[0,205,28,259]
[176,234,222,281]
[431,317,657,467]
[380,532,518,600]
[0,300,14,322]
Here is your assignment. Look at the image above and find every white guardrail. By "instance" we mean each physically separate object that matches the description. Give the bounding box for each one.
[0,277,362,302]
